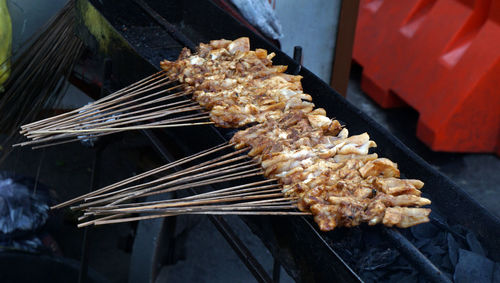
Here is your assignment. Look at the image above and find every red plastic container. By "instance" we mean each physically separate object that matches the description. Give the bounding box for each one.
[353,0,500,154]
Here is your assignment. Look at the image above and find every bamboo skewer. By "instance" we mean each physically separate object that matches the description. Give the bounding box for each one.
[133,170,264,202]
[74,168,296,226]
[16,110,210,148]
[28,118,212,135]
[89,205,299,217]
[24,94,194,134]
[87,184,282,210]
[51,142,234,209]
[76,162,259,209]
[87,198,297,215]
[78,184,297,225]
[84,185,295,214]
[81,158,256,206]
[80,210,311,227]
[86,179,279,210]
[103,165,263,207]
[21,71,172,129]
[80,147,251,204]
[76,169,269,221]
[79,196,304,226]
[17,68,218,147]
[57,140,308,228]
[23,111,207,148]
[20,83,187,134]
[26,104,204,135]
[87,191,289,214]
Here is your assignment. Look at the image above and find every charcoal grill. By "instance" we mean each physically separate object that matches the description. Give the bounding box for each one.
[70,0,500,282]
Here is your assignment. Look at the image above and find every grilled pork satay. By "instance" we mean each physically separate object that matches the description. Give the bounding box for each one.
[160,37,315,127]
[202,75,314,127]
[230,111,431,231]
[163,37,431,230]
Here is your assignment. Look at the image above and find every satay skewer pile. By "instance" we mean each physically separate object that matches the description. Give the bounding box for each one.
[46,37,431,231]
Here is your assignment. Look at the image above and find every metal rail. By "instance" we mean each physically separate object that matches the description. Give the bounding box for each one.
[133,0,197,51]
[384,229,452,283]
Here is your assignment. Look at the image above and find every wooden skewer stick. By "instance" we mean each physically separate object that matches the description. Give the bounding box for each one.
[21,71,171,129]
[24,103,203,137]
[21,73,177,135]
[101,165,263,207]
[86,186,281,211]
[103,182,281,209]
[14,131,92,147]
[20,113,209,149]
[28,121,214,134]
[18,107,206,147]
[20,84,187,136]
[175,179,278,200]
[25,105,203,137]
[85,211,311,227]
[77,164,260,221]
[82,148,251,202]
[88,205,299,217]
[85,194,292,217]
[31,131,122,149]
[166,111,209,121]
[77,160,256,209]
[119,170,265,204]
[86,187,285,213]
[80,167,262,210]
[28,94,193,134]
[20,83,186,142]
[78,212,178,228]
[51,142,234,209]
[14,128,123,148]
[76,151,256,214]
[77,213,123,223]
[82,146,251,200]
[84,202,299,218]
[90,179,279,211]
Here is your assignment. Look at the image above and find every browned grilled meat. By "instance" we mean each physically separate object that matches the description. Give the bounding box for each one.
[162,38,431,231]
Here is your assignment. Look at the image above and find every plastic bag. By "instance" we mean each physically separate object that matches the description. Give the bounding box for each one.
[0,176,49,236]
[230,0,283,40]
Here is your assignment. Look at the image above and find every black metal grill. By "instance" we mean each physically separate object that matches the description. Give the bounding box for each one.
[74,0,500,282]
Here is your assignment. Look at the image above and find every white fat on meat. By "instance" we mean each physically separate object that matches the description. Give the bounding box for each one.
[189,56,205,66]
[221,78,237,88]
[307,114,332,131]
[227,37,250,54]
[209,48,230,60]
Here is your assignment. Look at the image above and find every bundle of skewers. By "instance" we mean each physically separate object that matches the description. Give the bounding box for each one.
[54,142,309,228]
[15,72,211,149]
[21,37,432,231]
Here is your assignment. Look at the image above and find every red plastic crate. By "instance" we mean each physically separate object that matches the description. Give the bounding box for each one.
[353,0,500,155]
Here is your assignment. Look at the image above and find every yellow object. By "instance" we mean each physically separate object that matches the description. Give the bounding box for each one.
[78,0,130,54]
[0,0,12,92]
